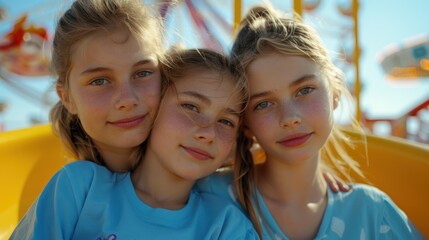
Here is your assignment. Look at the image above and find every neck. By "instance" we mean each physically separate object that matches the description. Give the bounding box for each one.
[256,154,327,205]
[131,148,194,210]
[97,145,135,172]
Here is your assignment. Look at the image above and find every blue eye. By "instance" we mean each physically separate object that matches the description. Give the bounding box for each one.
[134,70,151,79]
[297,87,314,96]
[218,119,235,127]
[181,103,199,112]
[90,78,109,86]
[254,101,272,110]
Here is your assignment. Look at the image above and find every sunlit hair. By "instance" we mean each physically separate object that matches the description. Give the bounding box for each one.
[230,6,366,238]
[49,0,164,170]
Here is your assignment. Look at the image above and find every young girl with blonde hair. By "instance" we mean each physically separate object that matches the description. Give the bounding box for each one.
[49,0,165,172]
[230,6,424,239]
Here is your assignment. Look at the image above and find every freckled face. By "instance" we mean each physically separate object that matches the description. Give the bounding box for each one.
[245,53,335,165]
[63,29,161,169]
[146,70,242,180]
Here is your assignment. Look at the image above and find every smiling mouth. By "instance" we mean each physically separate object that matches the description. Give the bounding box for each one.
[181,146,212,161]
[278,133,313,147]
[109,115,146,128]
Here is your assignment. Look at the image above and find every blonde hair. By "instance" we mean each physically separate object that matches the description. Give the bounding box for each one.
[231,6,365,238]
[49,0,164,168]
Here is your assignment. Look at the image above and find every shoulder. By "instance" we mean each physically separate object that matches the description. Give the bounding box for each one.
[62,160,109,176]
[324,184,424,239]
[192,190,258,239]
[9,161,112,240]
[60,160,126,184]
[333,183,390,204]
[328,183,395,222]
[46,161,128,202]
[195,170,236,201]
[197,170,234,189]
[348,183,389,201]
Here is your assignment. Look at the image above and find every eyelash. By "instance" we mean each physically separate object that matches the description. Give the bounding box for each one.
[181,103,199,112]
[90,77,109,86]
[254,101,272,111]
[134,70,152,79]
[88,69,152,86]
[253,86,316,110]
[180,103,236,128]
[297,86,315,96]
[219,119,235,127]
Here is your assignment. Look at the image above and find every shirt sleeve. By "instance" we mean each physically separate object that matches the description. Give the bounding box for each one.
[10,161,93,240]
[196,171,236,201]
[380,194,425,240]
[212,199,260,240]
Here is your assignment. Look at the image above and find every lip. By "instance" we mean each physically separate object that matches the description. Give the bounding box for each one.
[181,145,213,161]
[277,132,313,147]
[109,115,146,128]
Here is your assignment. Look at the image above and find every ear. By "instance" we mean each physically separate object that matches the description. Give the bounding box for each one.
[333,92,340,110]
[56,83,77,114]
[243,126,255,139]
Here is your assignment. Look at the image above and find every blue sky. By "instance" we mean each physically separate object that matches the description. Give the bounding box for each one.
[0,0,428,132]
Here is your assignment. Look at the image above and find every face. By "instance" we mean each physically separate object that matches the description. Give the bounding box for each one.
[60,29,161,168]
[147,70,242,180]
[245,53,336,165]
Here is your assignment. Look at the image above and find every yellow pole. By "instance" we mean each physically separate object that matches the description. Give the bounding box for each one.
[294,0,303,16]
[352,0,361,122]
[233,0,242,33]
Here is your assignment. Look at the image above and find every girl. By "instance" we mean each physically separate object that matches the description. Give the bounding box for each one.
[229,6,424,239]
[12,45,259,238]
[49,0,164,172]
[127,47,257,239]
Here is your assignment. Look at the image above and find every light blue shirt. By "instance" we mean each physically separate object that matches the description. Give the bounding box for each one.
[11,161,259,240]
[196,172,425,239]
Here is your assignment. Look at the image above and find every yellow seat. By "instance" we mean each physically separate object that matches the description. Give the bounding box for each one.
[0,125,72,239]
[344,129,429,237]
[0,124,428,238]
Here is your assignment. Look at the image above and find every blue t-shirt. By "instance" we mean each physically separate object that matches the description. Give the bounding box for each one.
[11,161,259,240]
[196,172,425,240]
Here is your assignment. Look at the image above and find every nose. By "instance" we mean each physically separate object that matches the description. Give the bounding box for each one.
[115,81,139,110]
[279,101,301,128]
[193,124,216,143]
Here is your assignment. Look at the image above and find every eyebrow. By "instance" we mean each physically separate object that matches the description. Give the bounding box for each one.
[180,91,241,117]
[80,59,155,76]
[249,74,317,101]
[181,91,211,104]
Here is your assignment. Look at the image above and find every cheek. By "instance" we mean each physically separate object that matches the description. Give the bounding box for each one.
[305,96,332,120]
[245,111,274,134]
[137,79,162,108]
[71,88,112,117]
[156,105,194,131]
[215,126,237,145]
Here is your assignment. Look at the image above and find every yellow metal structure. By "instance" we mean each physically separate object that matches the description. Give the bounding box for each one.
[0,124,428,238]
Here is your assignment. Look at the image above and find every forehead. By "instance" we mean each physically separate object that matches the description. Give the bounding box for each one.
[175,69,233,89]
[246,53,322,89]
[71,29,158,64]
[173,70,242,107]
